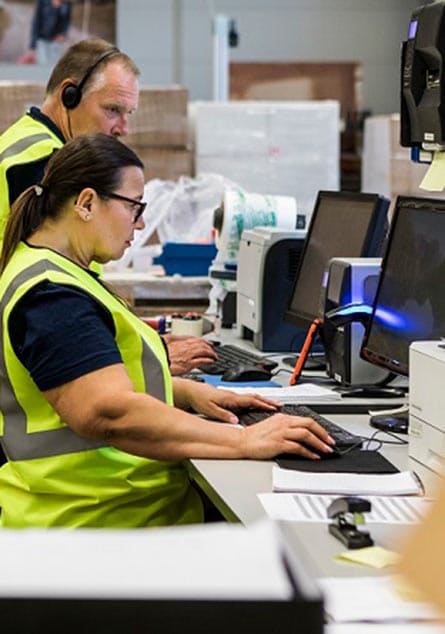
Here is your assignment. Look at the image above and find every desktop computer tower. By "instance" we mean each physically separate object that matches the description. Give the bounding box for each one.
[321,258,389,386]
[237,228,307,352]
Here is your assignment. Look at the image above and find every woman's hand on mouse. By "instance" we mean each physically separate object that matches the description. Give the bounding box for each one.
[172,378,280,423]
[240,413,336,460]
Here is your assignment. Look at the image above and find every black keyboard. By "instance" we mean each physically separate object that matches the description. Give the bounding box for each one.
[238,404,362,449]
[199,344,278,375]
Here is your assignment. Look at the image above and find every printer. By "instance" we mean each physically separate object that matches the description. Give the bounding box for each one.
[237,227,307,352]
[409,340,445,473]
[321,257,389,386]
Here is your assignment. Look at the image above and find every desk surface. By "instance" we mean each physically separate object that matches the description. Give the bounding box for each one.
[189,330,439,585]
[189,411,437,525]
[186,330,445,630]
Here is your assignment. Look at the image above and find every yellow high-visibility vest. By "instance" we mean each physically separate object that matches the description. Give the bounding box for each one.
[0,243,203,527]
[0,113,63,250]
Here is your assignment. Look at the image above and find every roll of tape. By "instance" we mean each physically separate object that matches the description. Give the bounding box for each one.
[171,317,203,337]
[215,189,297,265]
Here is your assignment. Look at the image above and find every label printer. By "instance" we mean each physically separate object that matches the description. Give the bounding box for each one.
[237,227,307,352]
[321,257,389,386]
[409,341,445,473]
[401,1,445,159]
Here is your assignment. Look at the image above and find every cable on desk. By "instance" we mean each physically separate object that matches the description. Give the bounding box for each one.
[271,367,293,377]
[360,430,408,452]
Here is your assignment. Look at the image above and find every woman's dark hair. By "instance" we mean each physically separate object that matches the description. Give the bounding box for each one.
[0,133,144,272]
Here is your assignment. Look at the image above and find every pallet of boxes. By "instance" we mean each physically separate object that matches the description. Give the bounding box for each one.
[0,81,46,134]
[124,85,193,184]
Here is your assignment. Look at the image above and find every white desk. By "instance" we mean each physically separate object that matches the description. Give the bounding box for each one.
[189,411,437,527]
[191,328,431,522]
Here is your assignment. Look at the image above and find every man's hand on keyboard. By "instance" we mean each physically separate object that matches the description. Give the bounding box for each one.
[240,413,336,460]
[164,335,218,375]
[173,379,280,423]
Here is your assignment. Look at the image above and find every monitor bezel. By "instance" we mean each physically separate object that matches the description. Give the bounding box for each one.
[285,190,389,329]
[360,194,445,377]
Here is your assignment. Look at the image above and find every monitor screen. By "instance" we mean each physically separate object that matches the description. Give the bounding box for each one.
[361,196,445,377]
[286,191,389,329]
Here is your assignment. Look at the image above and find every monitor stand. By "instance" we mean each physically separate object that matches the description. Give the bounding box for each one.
[282,354,327,372]
[339,386,407,399]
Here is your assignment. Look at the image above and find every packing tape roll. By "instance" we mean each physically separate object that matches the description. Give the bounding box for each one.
[214,189,297,265]
[171,316,203,337]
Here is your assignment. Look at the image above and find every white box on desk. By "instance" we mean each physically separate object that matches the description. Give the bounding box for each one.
[409,340,445,473]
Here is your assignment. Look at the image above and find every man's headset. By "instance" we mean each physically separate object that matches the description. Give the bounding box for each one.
[61,47,119,110]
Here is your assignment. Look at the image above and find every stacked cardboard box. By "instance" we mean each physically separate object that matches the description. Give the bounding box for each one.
[192,100,340,222]
[362,114,440,207]
[125,86,192,182]
[0,82,46,133]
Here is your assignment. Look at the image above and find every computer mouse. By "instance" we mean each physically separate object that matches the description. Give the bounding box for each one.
[278,445,342,461]
[221,364,272,382]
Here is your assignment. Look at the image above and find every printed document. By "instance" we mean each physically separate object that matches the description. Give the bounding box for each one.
[258,492,433,523]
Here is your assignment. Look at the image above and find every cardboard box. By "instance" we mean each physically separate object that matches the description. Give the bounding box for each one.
[134,147,193,182]
[126,85,188,148]
[362,114,437,208]
[0,82,46,133]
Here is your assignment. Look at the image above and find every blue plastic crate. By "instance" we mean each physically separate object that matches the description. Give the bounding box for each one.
[153,242,217,276]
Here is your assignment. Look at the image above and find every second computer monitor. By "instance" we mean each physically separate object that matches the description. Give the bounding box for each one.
[361,195,445,377]
[285,190,389,329]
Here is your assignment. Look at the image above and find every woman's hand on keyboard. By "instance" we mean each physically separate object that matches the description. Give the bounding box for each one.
[173,379,280,423]
[240,413,336,460]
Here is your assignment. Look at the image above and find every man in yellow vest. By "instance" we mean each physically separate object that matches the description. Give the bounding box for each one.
[0,37,217,376]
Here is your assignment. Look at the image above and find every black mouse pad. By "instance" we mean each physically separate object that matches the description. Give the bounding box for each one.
[275,450,399,474]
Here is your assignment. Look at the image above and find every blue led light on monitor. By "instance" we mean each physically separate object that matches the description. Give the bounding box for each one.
[336,304,372,318]
[374,304,433,339]
[374,306,406,330]
[408,20,418,39]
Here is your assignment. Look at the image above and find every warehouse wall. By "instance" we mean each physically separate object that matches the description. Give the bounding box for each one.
[0,0,422,115]
[118,0,421,115]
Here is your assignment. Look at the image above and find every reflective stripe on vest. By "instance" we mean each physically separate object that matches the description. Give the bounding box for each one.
[0,133,54,163]
[0,115,63,248]
[0,258,168,461]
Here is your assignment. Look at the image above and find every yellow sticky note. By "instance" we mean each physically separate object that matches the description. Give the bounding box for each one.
[336,546,400,569]
[419,151,445,191]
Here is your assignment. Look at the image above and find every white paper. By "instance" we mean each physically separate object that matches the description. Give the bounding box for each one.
[326,625,445,634]
[319,576,440,623]
[0,521,292,600]
[272,466,423,496]
[218,383,341,402]
[258,493,434,523]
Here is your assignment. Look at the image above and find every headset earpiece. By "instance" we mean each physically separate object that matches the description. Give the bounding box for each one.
[62,82,81,109]
[61,47,119,110]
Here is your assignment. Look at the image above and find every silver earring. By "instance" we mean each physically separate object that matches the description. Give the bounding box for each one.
[84,214,91,221]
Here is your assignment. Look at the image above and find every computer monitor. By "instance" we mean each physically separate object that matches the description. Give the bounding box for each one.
[361,195,445,377]
[285,191,389,329]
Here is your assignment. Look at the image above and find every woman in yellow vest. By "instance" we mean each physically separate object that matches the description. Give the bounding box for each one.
[0,133,335,528]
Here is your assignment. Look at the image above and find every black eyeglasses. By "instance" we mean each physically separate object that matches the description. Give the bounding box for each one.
[107,192,146,223]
